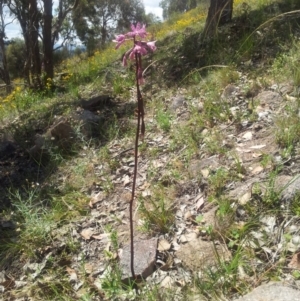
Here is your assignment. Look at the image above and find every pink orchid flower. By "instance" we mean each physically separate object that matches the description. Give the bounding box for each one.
[113,34,126,49]
[146,41,157,52]
[113,22,157,282]
[127,22,147,39]
[122,41,157,68]
[114,23,156,84]
[129,44,148,59]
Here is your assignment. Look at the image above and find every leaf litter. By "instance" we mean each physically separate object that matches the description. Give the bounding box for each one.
[3,32,300,301]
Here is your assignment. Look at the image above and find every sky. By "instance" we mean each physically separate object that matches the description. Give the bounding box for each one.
[143,0,163,20]
[4,11,19,39]
[4,1,163,40]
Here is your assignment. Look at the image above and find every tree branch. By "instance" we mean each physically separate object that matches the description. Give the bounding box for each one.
[51,0,80,46]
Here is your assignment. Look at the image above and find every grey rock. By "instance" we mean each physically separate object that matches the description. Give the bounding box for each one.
[258,110,272,120]
[228,177,263,201]
[170,95,185,111]
[255,91,283,107]
[175,238,231,271]
[75,109,104,137]
[234,282,300,301]
[49,119,75,148]
[29,118,76,157]
[0,220,16,229]
[120,238,158,282]
[201,206,218,228]
[270,83,279,91]
[80,109,101,123]
[221,84,240,100]
[80,95,112,111]
[271,82,294,95]
[275,175,293,190]
[278,83,294,95]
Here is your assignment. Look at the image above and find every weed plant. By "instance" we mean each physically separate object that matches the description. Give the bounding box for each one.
[0,187,88,266]
[2,1,300,300]
[138,189,176,234]
[275,101,300,151]
[156,107,172,132]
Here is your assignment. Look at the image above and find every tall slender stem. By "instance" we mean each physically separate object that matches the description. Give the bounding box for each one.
[129,114,139,279]
[129,52,144,280]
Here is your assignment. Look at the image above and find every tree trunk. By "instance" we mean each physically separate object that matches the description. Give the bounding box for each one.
[23,33,31,87]
[29,0,41,89]
[42,0,53,81]
[7,0,79,88]
[6,0,31,86]
[0,34,11,94]
[100,19,107,48]
[203,0,233,37]
[14,9,30,86]
[0,1,11,93]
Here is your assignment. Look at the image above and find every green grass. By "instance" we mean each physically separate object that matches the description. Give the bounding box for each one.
[0,188,88,266]
[156,107,172,132]
[2,0,300,300]
[138,188,176,234]
[112,72,135,97]
[7,189,57,256]
[272,35,300,85]
[290,193,300,216]
[194,250,245,300]
[275,100,300,151]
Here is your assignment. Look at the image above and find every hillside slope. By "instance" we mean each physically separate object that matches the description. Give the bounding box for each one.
[1,1,300,300]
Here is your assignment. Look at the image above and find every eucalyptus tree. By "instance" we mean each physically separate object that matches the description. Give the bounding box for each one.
[6,0,39,86]
[0,0,11,93]
[42,0,80,81]
[159,0,198,19]
[6,38,26,79]
[72,0,145,53]
[159,0,233,38]
[203,0,233,37]
[6,0,79,88]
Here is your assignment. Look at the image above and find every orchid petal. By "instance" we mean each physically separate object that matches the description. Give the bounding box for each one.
[146,41,157,52]
[122,55,127,66]
[129,49,135,60]
[113,34,126,49]
[128,23,147,39]
[123,47,133,66]
[133,43,148,56]
[140,46,148,55]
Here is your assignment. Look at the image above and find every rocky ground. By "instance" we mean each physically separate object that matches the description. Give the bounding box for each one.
[2,3,300,300]
[2,72,300,300]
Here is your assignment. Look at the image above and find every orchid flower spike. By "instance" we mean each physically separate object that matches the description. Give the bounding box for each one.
[127,23,147,39]
[113,22,156,84]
